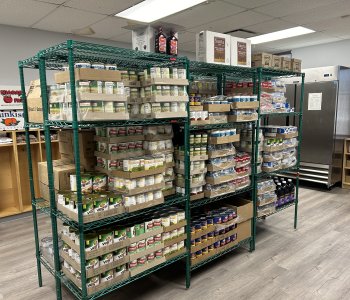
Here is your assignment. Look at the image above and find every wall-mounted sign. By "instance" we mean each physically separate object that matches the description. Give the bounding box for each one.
[0,86,23,109]
[0,110,24,130]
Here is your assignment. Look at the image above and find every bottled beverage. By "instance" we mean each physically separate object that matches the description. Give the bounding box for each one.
[287,179,295,202]
[281,180,288,204]
[155,27,167,54]
[275,183,283,207]
[167,31,178,56]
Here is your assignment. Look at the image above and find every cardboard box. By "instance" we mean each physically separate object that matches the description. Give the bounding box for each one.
[58,130,95,170]
[281,57,292,71]
[39,182,58,202]
[272,55,282,69]
[231,37,251,68]
[208,134,240,145]
[27,79,43,123]
[237,220,251,242]
[228,114,258,122]
[38,160,81,191]
[252,53,273,68]
[235,199,253,223]
[54,69,122,84]
[346,160,350,168]
[206,174,237,185]
[196,31,231,65]
[346,175,350,183]
[230,102,259,109]
[291,58,302,72]
[132,25,155,52]
[203,103,230,112]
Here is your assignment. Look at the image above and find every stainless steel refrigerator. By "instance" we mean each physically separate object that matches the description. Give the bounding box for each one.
[281,66,350,187]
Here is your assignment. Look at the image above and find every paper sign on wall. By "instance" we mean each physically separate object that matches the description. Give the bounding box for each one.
[308,93,322,110]
[0,86,23,109]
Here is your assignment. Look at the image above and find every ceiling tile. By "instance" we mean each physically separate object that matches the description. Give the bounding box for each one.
[32,6,105,33]
[0,0,58,27]
[190,11,273,33]
[222,0,278,9]
[282,1,350,26]
[90,16,129,39]
[254,0,344,18]
[64,0,143,15]
[160,1,245,30]
[244,18,298,35]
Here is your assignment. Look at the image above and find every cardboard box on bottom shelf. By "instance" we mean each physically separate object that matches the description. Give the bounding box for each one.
[129,256,166,277]
[204,186,235,198]
[58,130,95,171]
[224,198,253,224]
[236,219,252,242]
[190,192,205,202]
[62,266,129,295]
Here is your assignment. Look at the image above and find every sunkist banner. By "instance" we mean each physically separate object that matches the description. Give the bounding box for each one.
[0,86,24,130]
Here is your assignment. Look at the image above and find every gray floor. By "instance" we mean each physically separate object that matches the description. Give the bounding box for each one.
[1,186,350,300]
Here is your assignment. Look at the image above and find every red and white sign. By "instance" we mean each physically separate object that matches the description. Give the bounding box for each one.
[0,86,23,109]
[0,110,24,130]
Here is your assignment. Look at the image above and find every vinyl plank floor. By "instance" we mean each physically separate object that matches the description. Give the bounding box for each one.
[1,187,350,300]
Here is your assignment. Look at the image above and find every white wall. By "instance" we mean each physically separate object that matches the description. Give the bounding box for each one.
[0,24,194,86]
[292,39,350,69]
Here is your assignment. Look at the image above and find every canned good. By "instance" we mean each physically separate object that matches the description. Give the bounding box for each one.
[194,223,202,232]
[220,239,226,247]
[191,253,196,260]
[115,264,126,276]
[162,232,170,241]
[137,256,147,266]
[86,276,100,288]
[154,233,162,244]
[161,214,170,227]
[137,239,146,252]
[147,252,155,261]
[75,62,91,69]
[128,243,137,254]
[155,249,163,259]
[100,252,113,266]
[91,63,105,70]
[114,103,126,113]
[105,64,117,70]
[201,235,207,243]
[208,245,214,252]
[101,270,114,283]
[94,196,109,213]
[178,240,185,250]
[90,80,103,93]
[84,234,98,252]
[202,247,208,255]
[169,212,178,225]
[170,229,178,239]
[113,248,127,260]
[207,232,214,239]
[129,259,138,269]
[195,250,202,256]
[213,241,220,248]
[98,229,114,247]
[195,238,201,245]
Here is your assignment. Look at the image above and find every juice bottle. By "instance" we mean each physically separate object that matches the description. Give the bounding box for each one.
[275,183,282,207]
[281,180,288,204]
[167,31,178,56]
[287,179,295,202]
[155,27,167,54]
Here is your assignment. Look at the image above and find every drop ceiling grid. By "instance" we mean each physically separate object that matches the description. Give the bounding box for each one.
[0,0,58,27]
[32,5,106,32]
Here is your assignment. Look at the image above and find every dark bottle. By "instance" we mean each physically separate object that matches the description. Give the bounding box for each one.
[281,180,288,204]
[167,31,178,56]
[155,27,167,54]
[287,179,295,202]
[275,183,283,208]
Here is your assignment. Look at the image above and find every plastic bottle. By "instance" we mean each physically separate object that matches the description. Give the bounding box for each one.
[167,31,178,56]
[275,183,282,207]
[155,27,167,54]
[287,179,295,202]
[281,180,288,204]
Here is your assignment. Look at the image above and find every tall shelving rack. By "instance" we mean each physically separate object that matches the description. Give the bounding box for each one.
[18,39,305,300]
[187,61,258,265]
[253,67,305,229]
[19,40,191,300]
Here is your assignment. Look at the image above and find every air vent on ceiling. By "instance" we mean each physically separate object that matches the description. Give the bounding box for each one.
[224,29,257,39]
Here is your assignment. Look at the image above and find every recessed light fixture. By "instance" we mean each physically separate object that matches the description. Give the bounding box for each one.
[248,26,315,44]
[116,0,206,23]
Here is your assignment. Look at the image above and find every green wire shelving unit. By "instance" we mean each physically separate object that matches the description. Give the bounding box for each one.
[187,61,258,263]
[18,39,305,300]
[19,40,192,300]
[253,67,305,229]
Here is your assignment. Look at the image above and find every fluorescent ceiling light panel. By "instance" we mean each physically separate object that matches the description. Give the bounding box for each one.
[116,0,206,23]
[248,26,315,44]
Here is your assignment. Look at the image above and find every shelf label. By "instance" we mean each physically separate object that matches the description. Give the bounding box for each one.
[308,93,322,111]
